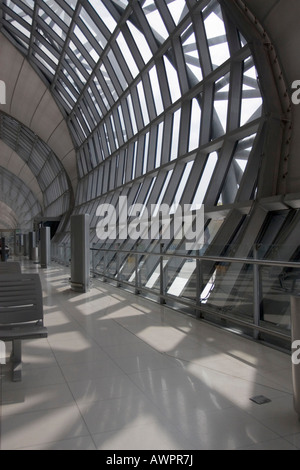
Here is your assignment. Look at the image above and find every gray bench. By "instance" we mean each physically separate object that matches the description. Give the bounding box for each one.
[0,262,22,274]
[0,273,48,381]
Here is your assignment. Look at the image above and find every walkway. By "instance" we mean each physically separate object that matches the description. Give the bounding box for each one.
[0,260,299,450]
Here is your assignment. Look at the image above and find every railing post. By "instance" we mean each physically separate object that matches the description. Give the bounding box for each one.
[91,243,96,277]
[103,250,107,282]
[253,244,262,340]
[135,250,139,295]
[70,214,90,293]
[40,226,51,268]
[116,244,121,287]
[160,243,165,305]
[196,258,203,318]
[63,243,67,266]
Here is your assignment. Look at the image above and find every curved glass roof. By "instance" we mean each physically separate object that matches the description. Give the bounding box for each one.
[0,1,262,142]
[3,0,294,341]
[0,0,295,350]
[0,112,71,218]
[0,166,41,229]
[0,0,264,242]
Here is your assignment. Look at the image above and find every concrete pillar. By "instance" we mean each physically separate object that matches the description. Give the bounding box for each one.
[28,232,36,260]
[23,234,28,256]
[1,237,6,262]
[70,214,90,292]
[40,227,51,268]
[291,295,300,419]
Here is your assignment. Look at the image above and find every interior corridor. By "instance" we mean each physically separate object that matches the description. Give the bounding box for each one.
[0,259,300,450]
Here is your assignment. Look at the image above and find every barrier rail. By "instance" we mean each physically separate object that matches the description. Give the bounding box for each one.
[51,242,300,348]
[90,244,299,347]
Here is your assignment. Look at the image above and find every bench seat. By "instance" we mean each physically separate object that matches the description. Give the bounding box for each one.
[0,273,48,381]
[0,262,22,274]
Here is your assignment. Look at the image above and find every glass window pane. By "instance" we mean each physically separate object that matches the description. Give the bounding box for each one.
[5,0,33,25]
[163,55,181,103]
[38,9,67,41]
[240,58,263,126]
[127,20,152,64]
[171,161,194,212]
[192,152,218,207]
[181,25,203,83]
[155,121,164,168]
[80,7,107,50]
[137,81,150,126]
[117,104,127,141]
[149,66,164,116]
[107,50,128,91]
[116,31,139,79]
[127,94,138,135]
[142,0,169,41]
[74,25,99,63]
[99,63,117,102]
[167,0,187,25]
[41,0,72,26]
[88,0,117,33]
[189,97,202,152]
[218,134,256,205]
[170,108,181,161]
[203,0,230,68]
[213,73,230,137]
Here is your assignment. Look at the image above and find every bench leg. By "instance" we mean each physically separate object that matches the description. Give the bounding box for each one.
[11,339,22,382]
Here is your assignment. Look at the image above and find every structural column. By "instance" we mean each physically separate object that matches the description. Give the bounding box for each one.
[70,214,90,292]
[16,233,23,255]
[23,234,28,256]
[40,227,51,268]
[291,296,300,419]
[1,237,6,262]
[28,232,36,260]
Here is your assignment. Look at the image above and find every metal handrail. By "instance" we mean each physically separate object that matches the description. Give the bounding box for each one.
[49,243,297,345]
[89,244,299,345]
[90,245,300,270]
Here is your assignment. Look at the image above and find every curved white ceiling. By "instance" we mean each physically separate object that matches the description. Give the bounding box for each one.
[0,33,77,192]
[0,167,42,230]
[0,201,18,229]
[0,139,43,207]
[0,0,299,235]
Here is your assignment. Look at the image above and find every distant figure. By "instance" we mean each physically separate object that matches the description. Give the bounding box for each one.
[0,240,9,260]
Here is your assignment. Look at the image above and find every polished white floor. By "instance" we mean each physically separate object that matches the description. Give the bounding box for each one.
[1,259,300,450]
